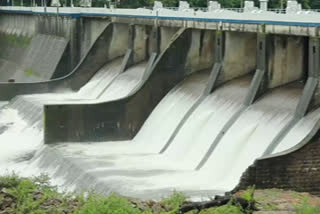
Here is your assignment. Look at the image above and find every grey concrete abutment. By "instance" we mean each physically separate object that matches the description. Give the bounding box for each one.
[44,27,217,143]
[0,22,130,100]
[43,28,313,147]
[235,36,320,195]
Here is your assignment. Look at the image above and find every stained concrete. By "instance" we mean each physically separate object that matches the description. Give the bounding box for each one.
[0,23,128,100]
[44,28,216,143]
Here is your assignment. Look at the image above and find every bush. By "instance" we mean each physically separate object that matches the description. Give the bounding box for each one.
[294,197,320,214]
[161,191,187,210]
[75,193,142,214]
[199,202,244,214]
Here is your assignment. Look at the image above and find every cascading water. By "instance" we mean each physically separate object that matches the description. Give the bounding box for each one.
[23,75,253,198]
[84,82,306,198]
[1,57,320,200]
[272,107,320,154]
[0,59,148,175]
[76,57,124,99]
[61,71,211,155]
[64,75,252,170]
[36,80,312,199]
[199,82,303,191]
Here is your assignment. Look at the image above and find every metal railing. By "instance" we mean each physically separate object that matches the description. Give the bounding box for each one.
[268,8,286,14]
[1,2,320,16]
[223,8,244,13]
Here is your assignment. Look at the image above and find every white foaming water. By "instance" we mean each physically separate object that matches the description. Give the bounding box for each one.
[70,82,305,196]
[0,109,41,174]
[197,83,302,191]
[0,60,147,177]
[161,76,251,169]
[3,57,320,200]
[76,57,123,99]
[26,75,253,197]
[78,76,252,170]
[64,71,210,155]
[0,102,8,109]
[273,107,320,154]
[100,62,147,100]
[4,57,125,126]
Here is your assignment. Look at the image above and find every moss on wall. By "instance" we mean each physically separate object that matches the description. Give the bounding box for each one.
[0,33,32,49]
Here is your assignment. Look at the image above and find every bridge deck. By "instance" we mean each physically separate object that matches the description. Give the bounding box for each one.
[1,6,320,36]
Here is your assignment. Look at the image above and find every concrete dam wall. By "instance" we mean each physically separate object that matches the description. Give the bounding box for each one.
[1,10,320,199]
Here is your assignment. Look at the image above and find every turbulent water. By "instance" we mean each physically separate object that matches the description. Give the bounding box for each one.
[70,76,252,170]
[0,59,147,175]
[272,107,320,154]
[1,57,320,200]
[32,79,316,199]
[64,71,210,155]
[200,82,303,191]
[21,75,253,198]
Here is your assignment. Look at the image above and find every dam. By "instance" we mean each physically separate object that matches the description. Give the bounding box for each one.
[0,0,320,200]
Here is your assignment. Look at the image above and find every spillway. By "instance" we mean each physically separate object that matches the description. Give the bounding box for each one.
[22,75,253,198]
[200,82,303,191]
[4,58,146,127]
[65,70,210,155]
[70,75,252,170]
[1,56,320,200]
[89,81,306,197]
[272,107,320,154]
[0,34,68,82]
[36,79,310,199]
[76,57,124,99]
[0,59,148,174]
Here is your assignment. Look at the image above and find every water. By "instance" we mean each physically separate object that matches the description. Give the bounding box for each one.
[0,60,148,175]
[77,57,124,99]
[2,58,320,200]
[0,109,41,174]
[78,75,252,170]
[69,71,210,155]
[198,83,303,191]
[99,62,147,100]
[4,58,144,126]
[50,81,306,197]
[23,75,253,198]
[273,107,320,154]
[162,76,251,169]
[0,34,69,82]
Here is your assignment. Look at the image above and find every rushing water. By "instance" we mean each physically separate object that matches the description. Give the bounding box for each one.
[71,75,252,170]
[63,71,210,155]
[22,75,253,198]
[1,58,320,200]
[0,59,148,175]
[200,82,303,191]
[272,107,320,154]
[38,81,309,198]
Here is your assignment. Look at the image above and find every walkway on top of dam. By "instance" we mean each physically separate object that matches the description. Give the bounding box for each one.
[1,2,320,36]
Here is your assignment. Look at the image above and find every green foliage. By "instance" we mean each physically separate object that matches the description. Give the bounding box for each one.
[75,193,142,214]
[262,203,278,211]
[0,173,22,189]
[0,173,75,214]
[241,186,255,203]
[199,202,244,214]
[294,197,320,214]
[161,191,187,210]
[25,69,41,77]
